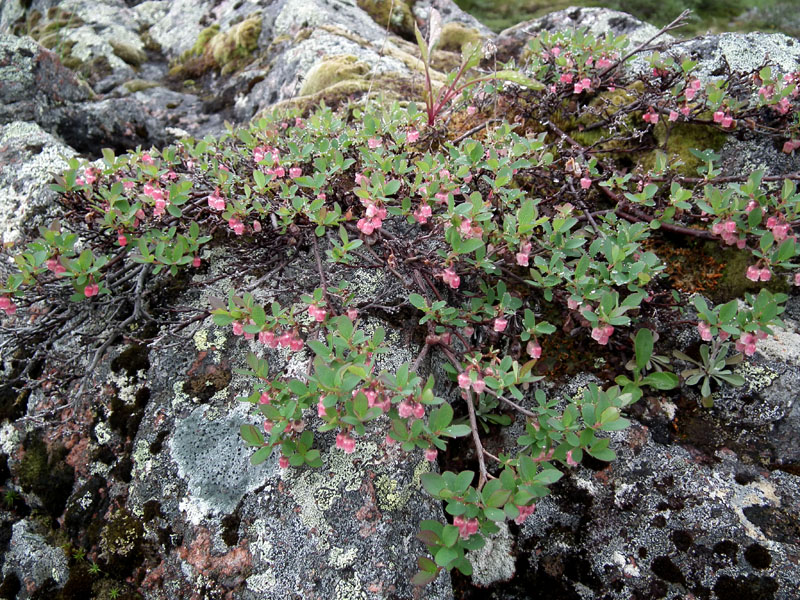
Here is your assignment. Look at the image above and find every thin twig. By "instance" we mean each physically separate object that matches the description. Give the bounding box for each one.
[452,118,502,144]
[464,388,490,490]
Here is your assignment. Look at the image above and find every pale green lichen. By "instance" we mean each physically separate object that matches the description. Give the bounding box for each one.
[193,326,227,352]
[131,439,153,479]
[94,421,112,445]
[334,572,368,600]
[283,440,379,550]
[329,546,358,569]
[171,379,192,411]
[375,458,431,512]
[733,361,778,393]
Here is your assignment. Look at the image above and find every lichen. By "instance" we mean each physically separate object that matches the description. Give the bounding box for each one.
[123,79,159,93]
[437,22,483,53]
[110,39,146,66]
[329,545,358,569]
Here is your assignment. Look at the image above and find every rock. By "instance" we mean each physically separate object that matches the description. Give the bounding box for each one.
[0,120,76,244]
[1,520,70,598]
[505,422,800,600]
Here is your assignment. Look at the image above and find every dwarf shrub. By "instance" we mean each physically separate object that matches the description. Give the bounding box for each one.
[1,10,798,585]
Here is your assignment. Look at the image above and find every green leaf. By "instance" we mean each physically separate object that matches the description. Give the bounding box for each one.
[240,424,264,447]
[483,507,506,521]
[421,473,446,497]
[409,293,427,310]
[642,372,679,390]
[434,546,458,567]
[634,329,654,371]
[411,570,437,586]
[250,446,272,465]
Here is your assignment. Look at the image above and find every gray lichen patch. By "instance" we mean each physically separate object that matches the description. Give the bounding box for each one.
[170,404,271,520]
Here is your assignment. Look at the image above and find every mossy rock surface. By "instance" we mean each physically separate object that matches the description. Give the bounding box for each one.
[437,21,483,53]
[170,15,263,78]
[299,54,370,97]
[356,0,416,39]
[110,40,146,67]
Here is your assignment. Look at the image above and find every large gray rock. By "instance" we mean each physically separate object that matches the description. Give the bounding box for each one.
[0,120,76,244]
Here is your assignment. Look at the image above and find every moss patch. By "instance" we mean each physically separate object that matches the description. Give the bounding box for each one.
[299,55,370,97]
[110,40,146,67]
[16,434,74,519]
[170,14,263,79]
[652,122,730,176]
[437,22,483,53]
[356,0,416,40]
[100,508,145,574]
[124,79,160,94]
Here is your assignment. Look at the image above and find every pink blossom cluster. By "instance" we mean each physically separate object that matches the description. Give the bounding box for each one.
[783,139,800,154]
[307,304,327,322]
[573,77,592,94]
[453,516,479,539]
[75,167,98,186]
[228,217,244,235]
[0,296,17,316]
[143,182,169,217]
[253,146,280,164]
[457,370,486,394]
[735,331,768,356]
[413,202,432,224]
[766,216,793,242]
[684,78,702,101]
[745,265,771,282]
[642,108,659,124]
[591,324,614,345]
[357,201,387,235]
[336,432,356,454]
[398,399,425,419]
[711,219,745,248]
[441,267,460,289]
[83,283,99,297]
[459,217,483,239]
[424,447,438,461]
[46,258,67,275]
[493,317,508,332]
[208,188,226,211]
[117,231,128,247]
[527,340,542,359]
[514,504,536,525]
[580,176,592,189]
[355,387,391,413]
[712,111,734,128]
[697,321,714,341]
[516,241,532,267]
[406,127,419,143]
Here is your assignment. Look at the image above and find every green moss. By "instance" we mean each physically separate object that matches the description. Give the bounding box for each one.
[356,0,416,39]
[700,241,790,304]
[299,55,370,97]
[110,344,150,378]
[437,22,483,53]
[110,40,146,67]
[16,434,74,519]
[100,509,145,573]
[170,15,263,78]
[652,122,729,176]
[123,79,159,94]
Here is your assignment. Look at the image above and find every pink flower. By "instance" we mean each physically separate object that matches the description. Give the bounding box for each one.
[232,321,244,336]
[591,324,614,345]
[441,268,460,289]
[117,232,128,247]
[457,372,471,390]
[295,117,305,128]
[721,114,734,128]
[425,447,438,461]
[697,322,713,341]
[759,267,771,281]
[642,109,659,124]
[336,433,356,454]
[467,105,477,115]
[746,265,761,282]
[289,167,302,178]
[560,72,573,84]
[794,272,800,286]
[208,189,226,211]
[471,378,486,394]
[413,203,432,224]
[527,340,542,359]
[407,128,419,143]
[368,138,381,149]
[494,317,508,332]
[398,400,414,418]
[141,153,154,165]
[567,298,580,310]
[580,176,592,189]
[776,97,790,114]
[191,256,201,268]
[0,296,17,316]
[263,420,273,433]
[566,450,579,467]
[289,336,304,352]
[355,172,366,186]
[84,283,99,298]
[357,218,375,235]
[308,304,326,322]
[318,397,330,418]
[713,111,724,123]
[668,110,679,122]
[346,308,359,321]
[453,516,479,539]
[516,252,530,266]
[259,392,271,405]
[551,46,561,57]
[228,218,244,235]
[279,456,289,469]
[514,504,535,525]
[259,330,275,346]
[681,104,691,116]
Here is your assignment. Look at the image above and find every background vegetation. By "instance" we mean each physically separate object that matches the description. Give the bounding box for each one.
[454,0,800,38]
